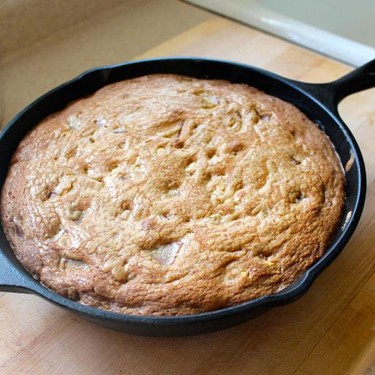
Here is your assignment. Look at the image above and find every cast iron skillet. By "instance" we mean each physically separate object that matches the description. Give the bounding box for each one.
[0,58,373,336]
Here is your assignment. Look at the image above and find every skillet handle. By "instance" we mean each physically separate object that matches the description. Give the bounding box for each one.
[292,59,375,112]
[327,58,375,104]
[0,250,32,293]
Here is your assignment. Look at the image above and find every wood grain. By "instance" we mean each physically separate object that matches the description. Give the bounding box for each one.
[0,16,374,375]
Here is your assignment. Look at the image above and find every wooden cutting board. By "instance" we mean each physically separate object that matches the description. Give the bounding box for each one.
[1,16,374,375]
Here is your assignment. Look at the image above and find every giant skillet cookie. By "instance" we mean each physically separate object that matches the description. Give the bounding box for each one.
[1,74,345,315]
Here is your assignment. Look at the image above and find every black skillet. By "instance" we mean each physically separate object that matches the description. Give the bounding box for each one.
[0,58,373,336]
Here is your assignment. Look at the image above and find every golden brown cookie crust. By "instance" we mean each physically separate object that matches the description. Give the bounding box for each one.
[1,74,345,315]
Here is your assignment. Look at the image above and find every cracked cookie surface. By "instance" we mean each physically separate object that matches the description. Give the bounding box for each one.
[1,74,345,315]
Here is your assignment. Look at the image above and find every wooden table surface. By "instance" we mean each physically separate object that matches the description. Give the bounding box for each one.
[1,16,374,375]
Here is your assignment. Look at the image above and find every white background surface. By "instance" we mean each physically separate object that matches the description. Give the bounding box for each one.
[187,0,375,66]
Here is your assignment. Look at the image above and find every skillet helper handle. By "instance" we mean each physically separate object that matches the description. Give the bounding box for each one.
[0,250,32,293]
